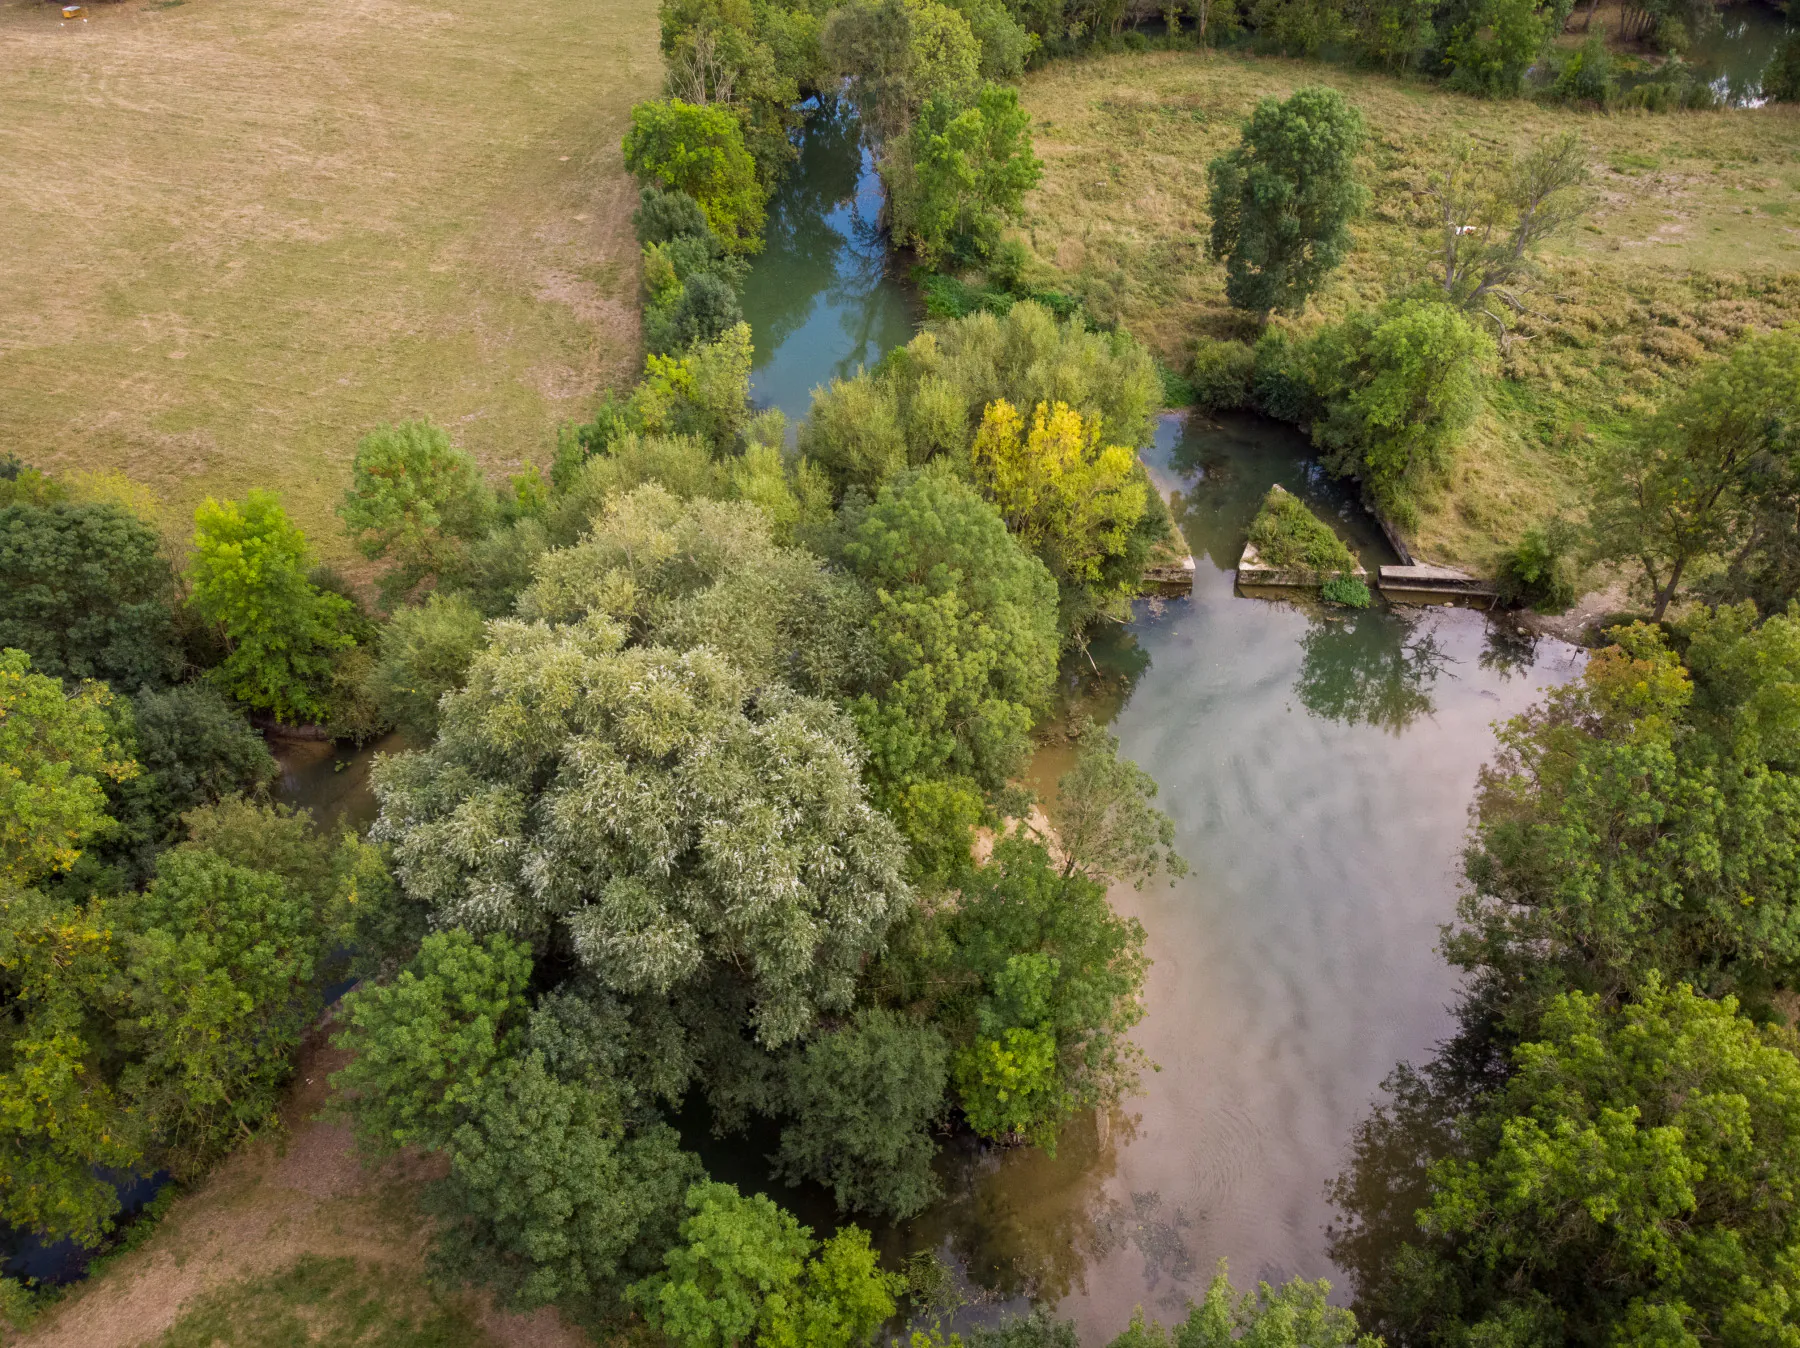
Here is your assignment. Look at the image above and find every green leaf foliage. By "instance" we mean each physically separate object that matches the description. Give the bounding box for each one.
[119,844,335,1176]
[774,1007,948,1220]
[1206,86,1366,316]
[1098,1263,1374,1346]
[338,421,494,609]
[428,1053,701,1309]
[1052,721,1187,890]
[367,592,487,740]
[630,1181,900,1348]
[0,500,180,690]
[371,614,911,1051]
[1372,980,1800,1347]
[0,888,141,1245]
[188,491,357,724]
[1447,609,1800,1021]
[899,83,1042,263]
[1304,300,1493,526]
[823,0,982,146]
[839,470,1059,861]
[798,301,1160,494]
[0,648,137,886]
[923,837,1149,1150]
[331,929,532,1155]
[623,100,768,254]
[1244,486,1357,577]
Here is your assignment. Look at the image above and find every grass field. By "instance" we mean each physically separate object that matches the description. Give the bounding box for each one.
[1014,28,1800,567]
[0,0,659,564]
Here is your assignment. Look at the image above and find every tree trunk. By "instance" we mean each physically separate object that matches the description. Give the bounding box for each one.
[1650,554,1687,621]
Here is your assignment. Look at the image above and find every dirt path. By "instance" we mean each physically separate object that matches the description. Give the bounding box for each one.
[19,1032,590,1348]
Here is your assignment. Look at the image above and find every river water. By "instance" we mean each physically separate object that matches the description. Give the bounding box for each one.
[270,103,1586,1339]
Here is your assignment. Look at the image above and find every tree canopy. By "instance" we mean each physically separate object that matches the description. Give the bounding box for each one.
[1206,86,1366,316]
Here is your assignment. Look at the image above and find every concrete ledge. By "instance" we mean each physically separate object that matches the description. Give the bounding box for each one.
[1378,563,1500,607]
[1142,556,1196,595]
[1237,542,1368,593]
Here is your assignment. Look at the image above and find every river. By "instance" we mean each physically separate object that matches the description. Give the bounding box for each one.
[272,102,1586,1340]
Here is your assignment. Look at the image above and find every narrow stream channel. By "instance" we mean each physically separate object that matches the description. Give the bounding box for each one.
[268,100,1589,1341]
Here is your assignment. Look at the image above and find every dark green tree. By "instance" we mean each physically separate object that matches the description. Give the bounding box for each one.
[774,1007,948,1219]
[838,470,1060,876]
[429,1054,701,1309]
[339,420,494,609]
[1206,87,1366,316]
[0,500,179,689]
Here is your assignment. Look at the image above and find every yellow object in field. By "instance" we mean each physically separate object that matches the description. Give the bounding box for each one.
[62,4,85,16]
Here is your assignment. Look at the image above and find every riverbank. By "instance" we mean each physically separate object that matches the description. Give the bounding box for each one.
[0,0,658,565]
[1014,47,1800,573]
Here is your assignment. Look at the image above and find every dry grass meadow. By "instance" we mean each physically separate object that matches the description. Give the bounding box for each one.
[1015,33,1800,565]
[0,0,659,563]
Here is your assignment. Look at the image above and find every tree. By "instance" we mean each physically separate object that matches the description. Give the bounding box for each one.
[1441,0,1556,96]
[119,844,348,1175]
[1428,133,1589,341]
[1305,299,1494,525]
[970,400,1150,617]
[823,0,981,146]
[798,301,1161,494]
[0,888,141,1246]
[0,501,179,690]
[372,622,911,1050]
[1249,0,1347,56]
[0,648,137,886]
[188,491,357,724]
[1589,329,1800,620]
[1365,981,1800,1347]
[1206,87,1366,316]
[366,592,487,740]
[1050,722,1186,890]
[901,84,1042,263]
[429,1054,701,1308]
[934,837,1148,1151]
[774,1008,948,1219]
[331,930,533,1155]
[1099,1263,1375,1346]
[838,470,1059,872]
[1344,0,1436,70]
[623,100,768,254]
[339,420,494,609]
[635,322,756,450]
[630,1182,900,1348]
[1447,612,1800,1020]
[96,682,278,883]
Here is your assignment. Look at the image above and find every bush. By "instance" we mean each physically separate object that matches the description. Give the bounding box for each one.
[646,271,745,355]
[1321,574,1373,607]
[633,185,712,245]
[1552,28,1615,104]
[1495,518,1578,612]
[1246,486,1358,576]
[1190,337,1256,411]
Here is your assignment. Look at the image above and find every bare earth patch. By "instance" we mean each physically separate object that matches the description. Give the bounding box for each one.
[18,1032,589,1348]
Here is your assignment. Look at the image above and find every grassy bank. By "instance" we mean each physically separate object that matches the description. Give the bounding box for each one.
[0,0,659,563]
[1014,43,1800,568]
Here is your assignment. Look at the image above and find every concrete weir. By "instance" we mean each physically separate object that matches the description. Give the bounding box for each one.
[1378,563,1501,608]
[1234,541,1368,596]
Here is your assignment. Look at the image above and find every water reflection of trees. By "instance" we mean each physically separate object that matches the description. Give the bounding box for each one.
[1325,990,1516,1339]
[1476,622,1540,681]
[1294,611,1452,734]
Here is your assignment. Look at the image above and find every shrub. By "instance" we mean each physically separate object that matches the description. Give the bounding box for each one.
[1495,519,1577,612]
[1321,574,1373,607]
[1190,337,1256,411]
[1246,486,1358,576]
[1552,28,1615,104]
[633,185,712,245]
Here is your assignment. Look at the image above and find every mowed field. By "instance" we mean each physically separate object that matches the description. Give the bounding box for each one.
[1015,35,1800,566]
[0,0,660,562]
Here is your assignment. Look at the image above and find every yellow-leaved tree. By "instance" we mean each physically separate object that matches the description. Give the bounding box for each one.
[969,399,1148,616]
